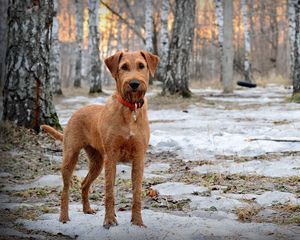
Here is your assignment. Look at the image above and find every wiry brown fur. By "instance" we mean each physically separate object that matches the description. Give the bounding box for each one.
[41,50,159,229]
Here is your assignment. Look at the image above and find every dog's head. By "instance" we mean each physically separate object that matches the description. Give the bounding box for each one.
[105,50,160,104]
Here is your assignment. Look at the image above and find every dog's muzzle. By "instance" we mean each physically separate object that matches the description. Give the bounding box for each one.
[129,80,140,92]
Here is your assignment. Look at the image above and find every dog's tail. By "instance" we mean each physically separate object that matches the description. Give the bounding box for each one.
[41,125,63,142]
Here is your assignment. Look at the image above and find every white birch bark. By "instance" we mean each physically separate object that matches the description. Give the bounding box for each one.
[163,0,196,97]
[241,0,252,82]
[215,0,224,82]
[145,0,153,52]
[288,0,300,95]
[50,0,62,95]
[74,0,84,88]
[117,16,123,50]
[88,0,102,93]
[288,0,296,83]
[157,0,169,82]
[222,0,234,93]
[3,0,60,131]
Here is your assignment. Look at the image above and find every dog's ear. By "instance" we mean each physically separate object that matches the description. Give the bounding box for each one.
[104,51,123,79]
[140,51,160,77]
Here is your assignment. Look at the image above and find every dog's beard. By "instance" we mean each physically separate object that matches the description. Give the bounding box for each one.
[123,89,146,104]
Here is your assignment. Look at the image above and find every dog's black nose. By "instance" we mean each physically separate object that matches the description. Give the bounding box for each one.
[129,80,140,90]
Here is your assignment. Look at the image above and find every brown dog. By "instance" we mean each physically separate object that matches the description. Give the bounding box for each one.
[42,50,159,229]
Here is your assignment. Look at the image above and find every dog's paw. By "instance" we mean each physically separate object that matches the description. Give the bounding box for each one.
[59,215,70,223]
[131,218,147,228]
[83,207,97,214]
[103,215,118,229]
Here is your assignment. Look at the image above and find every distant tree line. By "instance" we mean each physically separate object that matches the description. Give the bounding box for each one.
[0,0,299,131]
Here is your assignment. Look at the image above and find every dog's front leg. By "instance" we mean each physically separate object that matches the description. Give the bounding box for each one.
[103,155,118,229]
[131,153,146,227]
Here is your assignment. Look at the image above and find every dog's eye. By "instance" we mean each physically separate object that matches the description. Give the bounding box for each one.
[138,63,145,69]
[121,64,129,71]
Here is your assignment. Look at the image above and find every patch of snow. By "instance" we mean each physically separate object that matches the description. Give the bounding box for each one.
[116,164,170,180]
[75,170,89,178]
[226,191,300,207]
[149,104,300,160]
[189,194,247,212]
[0,202,43,210]
[191,156,300,177]
[146,163,170,172]
[4,175,62,191]
[0,172,13,178]
[44,153,62,162]
[204,96,283,104]
[21,204,300,240]
[255,191,300,206]
[152,182,208,196]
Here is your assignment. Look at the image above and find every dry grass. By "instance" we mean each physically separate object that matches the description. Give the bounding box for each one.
[255,72,290,87]
[190,79,223,89]
[148,93,210,110]
[272,204,300,213]
[236,205,261,222]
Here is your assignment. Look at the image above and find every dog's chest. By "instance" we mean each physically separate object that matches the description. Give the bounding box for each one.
[116,125,146,162]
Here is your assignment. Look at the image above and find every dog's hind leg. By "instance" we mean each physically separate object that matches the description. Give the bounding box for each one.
[60,148,80,223]
[82,146,103,214]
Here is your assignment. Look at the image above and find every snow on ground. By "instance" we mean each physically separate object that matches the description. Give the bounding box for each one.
[3,85,299,239]
[56,85,300,161]
[152,182,208,196]
[149,103,300,160]
[191,156,300,177]
[20,204,299,240]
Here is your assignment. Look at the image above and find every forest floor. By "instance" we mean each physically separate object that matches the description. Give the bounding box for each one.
[0,84,300,239]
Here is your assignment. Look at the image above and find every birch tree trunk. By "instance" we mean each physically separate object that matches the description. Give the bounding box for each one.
[241,0,252,83]
[50,0,62,95]
[3,0,59,132]
[270,3,278,69]
[215,0,224,82]
[289,0,300,97]
[288,0,296,85]
[74,0,84,88]
[117,5,123,51]
[222,0,234,93]
[156,0,169,82]
[162,0,196,97]
[0,0,8,93]
[88,0,102,93]
[145,0,154,53]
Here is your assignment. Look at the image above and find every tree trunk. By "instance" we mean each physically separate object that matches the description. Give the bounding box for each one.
[0,0,8,94]
[50,0,62,95]
[215,0,224,82]
[145,0,154,84]
[270,3,278,69]
[289,0,300,97]
[162,0,196,98]
[3,0,59,132]
[145,0,154,53]
[156,0,169,82]
[116,4,123,51]
[241,0,252,83]
[88,0,102,94]
[74,0,84,88]
[222,0,234,93]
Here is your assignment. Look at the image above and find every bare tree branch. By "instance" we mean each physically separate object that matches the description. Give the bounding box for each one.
[123,0,145,31]
[100,0,145,43]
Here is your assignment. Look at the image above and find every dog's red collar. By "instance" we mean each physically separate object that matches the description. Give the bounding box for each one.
[115,94,144,111]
